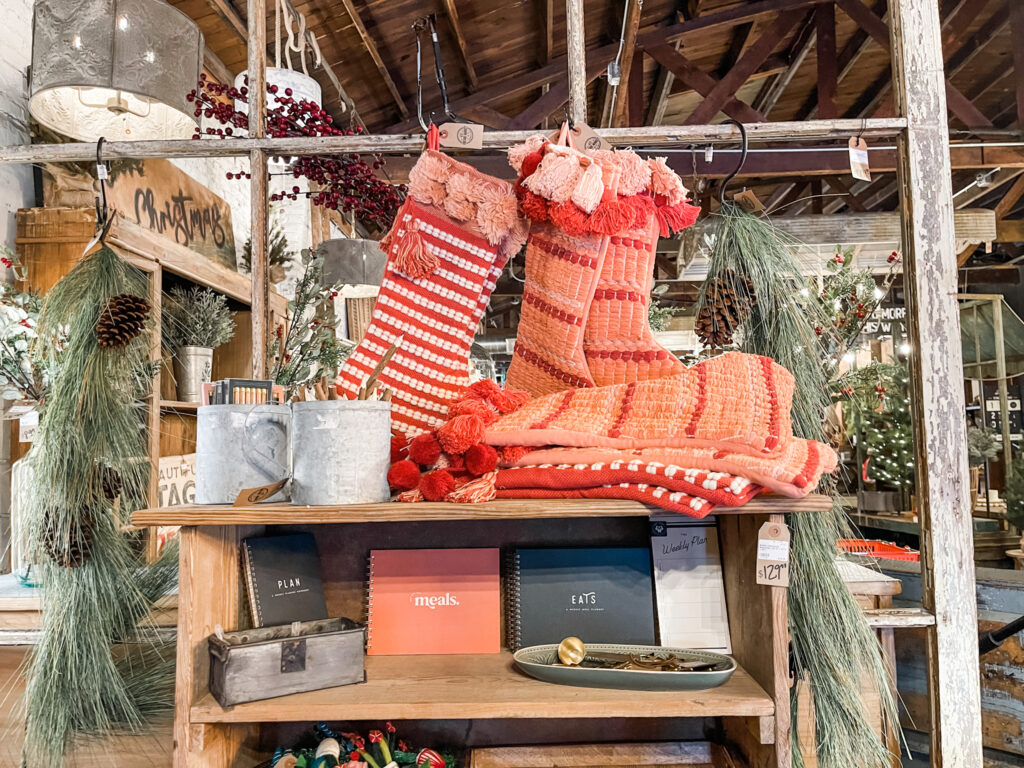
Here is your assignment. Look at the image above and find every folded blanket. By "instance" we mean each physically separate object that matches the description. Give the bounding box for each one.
[504,440,836,499]
[486,351,793,455]
[495,461,761,517]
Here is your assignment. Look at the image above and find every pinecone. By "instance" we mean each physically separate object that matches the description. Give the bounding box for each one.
[99,466,122,502]
[42,510,94,568]
[96,294,150,349]
[696,271,757,348]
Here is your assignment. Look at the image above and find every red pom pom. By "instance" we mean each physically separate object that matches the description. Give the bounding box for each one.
[449,397,499,426]
[489,387,530,414]
[519,190,550,222]
[419,469,456,501]
[468,379,501,400]
[387,460,421,491]
[390,434,409,463]
[465,443,499,476]
[588,199,635,234]
[520,150,544,178]
[549,201,590,236]
[500,445,533,465]
[446,453,466,472]
[437,414,486,454]
[408,433,442,466]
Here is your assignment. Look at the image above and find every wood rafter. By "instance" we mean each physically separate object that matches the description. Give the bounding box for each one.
[684,10,803,125]
[541,0,554,66]
[824,175,867,211]
[994,175,1024,221]
[610,0,644,127]
[834,0,992,127]
[645,41,680,125]
[338,0,409,118]
[386,0,827,134]
[716,22,753,79]
[1010,0,1024,128]
[753,10,816,116]
[204,0,247,40]
[460,105,513,129]
[442,0,479,91]
[509,55,608,129]
[815,2,838,118]
[646,45,766,123]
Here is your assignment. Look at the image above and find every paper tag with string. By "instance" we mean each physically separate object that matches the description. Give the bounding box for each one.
[733,189,764,213]
[756,521,791,587]
[849,137,871,182]
[234,478,289,506]
[438,122,483,150]
[547,123,611,152]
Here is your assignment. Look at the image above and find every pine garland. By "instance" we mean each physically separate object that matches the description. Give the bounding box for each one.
[22,245,175,764]
[695,203,898,768]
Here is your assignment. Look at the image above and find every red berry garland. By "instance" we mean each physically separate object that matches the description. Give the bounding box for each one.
[187,76,405,230]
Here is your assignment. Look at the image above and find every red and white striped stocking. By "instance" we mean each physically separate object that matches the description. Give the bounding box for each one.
[336,140,527,436]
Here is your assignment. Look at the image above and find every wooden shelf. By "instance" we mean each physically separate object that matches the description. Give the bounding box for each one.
[190,652,774,723]
[160,400,201,413]
[132,494,830,526]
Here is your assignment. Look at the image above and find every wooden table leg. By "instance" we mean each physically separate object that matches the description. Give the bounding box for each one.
[174,525,258,768]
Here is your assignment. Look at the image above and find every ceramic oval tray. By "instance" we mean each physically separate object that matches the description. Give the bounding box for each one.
[513,644,737,691]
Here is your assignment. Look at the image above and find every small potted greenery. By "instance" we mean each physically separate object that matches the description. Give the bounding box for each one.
[163,286,236,402]
[967,425,1000,510]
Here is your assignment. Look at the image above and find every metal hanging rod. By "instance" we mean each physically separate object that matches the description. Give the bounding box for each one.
[0,118,907,164]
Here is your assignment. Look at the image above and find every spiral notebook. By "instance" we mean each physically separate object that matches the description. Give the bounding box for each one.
[241,533,328,628]
[506,547,656,651]
[367,548,501,655]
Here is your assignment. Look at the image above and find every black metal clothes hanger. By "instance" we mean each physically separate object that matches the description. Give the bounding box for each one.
[718,119,749,205]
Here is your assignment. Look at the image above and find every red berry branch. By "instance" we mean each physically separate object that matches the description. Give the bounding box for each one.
[187,74,405,231]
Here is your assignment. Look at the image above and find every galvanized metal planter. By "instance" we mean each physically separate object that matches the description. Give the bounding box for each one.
[195,404,291,504]
[209,617,365,707]
[291,400,391,505]
[172,345,214,403]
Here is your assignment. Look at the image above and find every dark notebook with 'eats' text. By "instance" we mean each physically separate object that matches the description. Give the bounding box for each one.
[242,533,329,627]
[507,547,656,650]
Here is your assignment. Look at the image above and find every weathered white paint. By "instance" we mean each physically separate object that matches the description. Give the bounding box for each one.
[889,0,984,766]
[0,0,35,250]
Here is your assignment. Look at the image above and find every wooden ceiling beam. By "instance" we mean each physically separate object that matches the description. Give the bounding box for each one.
[684,10,803,125]
[611,0,644,127]
[204,0,247,41]
[835,0,993,127]
[541,0,555,66]
[338,0,409,119]
[460,105,514,130]
[994,175,1024,220]
[385,0,827,134]
[509,54,609,129]
[204,47,235,85]
[645,41,680,125]
[753,10,816,117]
[823,175,868,211]
[1010,1,1024,128]
[646,45,766,123]
[442,0,479,91]
[815,3,838,119]
[715,22,754,79]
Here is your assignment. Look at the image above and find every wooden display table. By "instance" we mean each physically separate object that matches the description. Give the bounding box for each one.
[134,495,832,768]
[1006,549,1024,570]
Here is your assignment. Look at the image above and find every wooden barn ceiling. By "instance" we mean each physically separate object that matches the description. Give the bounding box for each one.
[173,0,1024,265]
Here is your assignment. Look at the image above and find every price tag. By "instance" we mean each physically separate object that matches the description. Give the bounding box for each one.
[234,478,289,505]
[548,123,612,152]
[756,521,790,587]
[96,163,109,181]
[438,122,483,150]
[848,137,871,182]
[18,410,38,443]
[733,189,764,213]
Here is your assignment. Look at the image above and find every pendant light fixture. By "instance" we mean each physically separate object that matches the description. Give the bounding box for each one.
[29,0,203,141]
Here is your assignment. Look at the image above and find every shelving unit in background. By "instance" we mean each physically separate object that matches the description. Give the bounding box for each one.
[133,495,831,768]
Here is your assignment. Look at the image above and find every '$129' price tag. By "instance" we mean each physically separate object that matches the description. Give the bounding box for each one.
[756,521,791,587]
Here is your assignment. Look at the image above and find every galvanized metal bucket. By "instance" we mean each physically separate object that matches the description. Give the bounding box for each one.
[195,404,291,504]
[291,400,390,505]
[173,346,214,403]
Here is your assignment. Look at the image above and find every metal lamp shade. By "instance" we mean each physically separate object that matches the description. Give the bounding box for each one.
[318,238,388,295]
[29,0,203,141]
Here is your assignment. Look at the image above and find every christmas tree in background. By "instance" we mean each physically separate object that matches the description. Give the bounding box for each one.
[839,362,915,493]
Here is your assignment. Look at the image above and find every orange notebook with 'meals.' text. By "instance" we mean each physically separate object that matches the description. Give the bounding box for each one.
[367,548,501,655]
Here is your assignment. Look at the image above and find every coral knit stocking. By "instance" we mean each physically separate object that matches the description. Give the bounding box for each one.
[583,215,685,386]
[504,222,607,397]
[336,147,526,436]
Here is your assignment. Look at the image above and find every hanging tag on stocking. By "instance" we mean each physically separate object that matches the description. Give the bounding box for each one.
[438,122,483,150]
